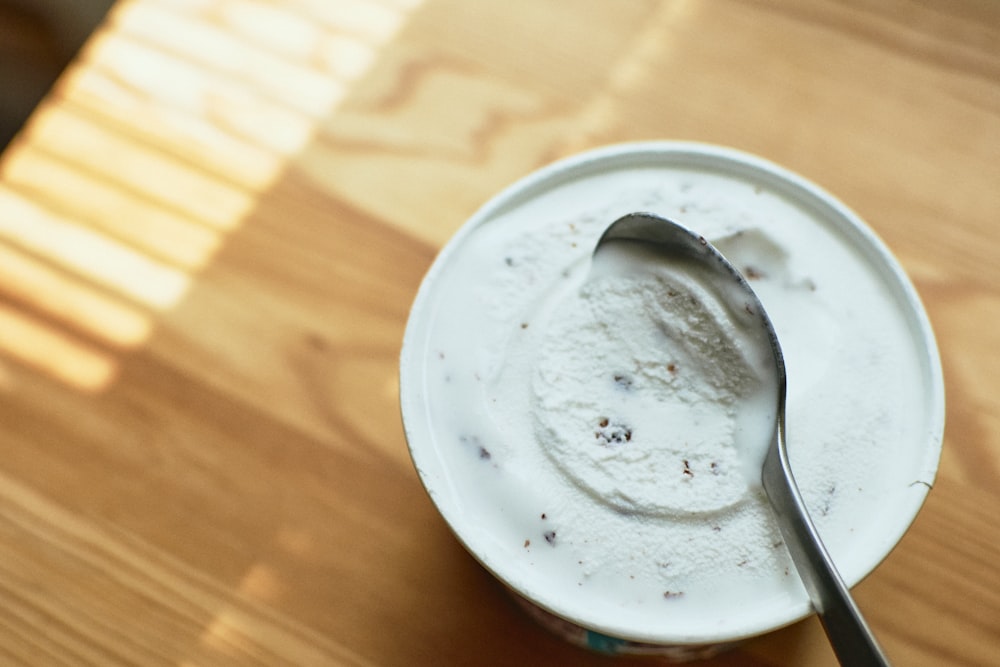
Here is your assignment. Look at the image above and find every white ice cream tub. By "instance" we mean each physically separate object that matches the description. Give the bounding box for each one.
[399,142,945,660]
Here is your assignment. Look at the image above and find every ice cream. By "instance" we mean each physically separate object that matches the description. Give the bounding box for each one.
[400,144,943,647]
[534,235,780,519]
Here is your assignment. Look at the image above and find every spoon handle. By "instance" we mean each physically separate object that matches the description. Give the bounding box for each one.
[762,437,892,667]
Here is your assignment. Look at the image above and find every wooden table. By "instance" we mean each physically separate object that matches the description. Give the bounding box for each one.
[1,1,997,664]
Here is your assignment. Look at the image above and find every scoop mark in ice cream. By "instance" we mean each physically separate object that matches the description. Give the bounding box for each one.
[532,240,774,517]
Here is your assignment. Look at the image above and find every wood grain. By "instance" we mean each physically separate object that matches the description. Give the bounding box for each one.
[0,0,998,665]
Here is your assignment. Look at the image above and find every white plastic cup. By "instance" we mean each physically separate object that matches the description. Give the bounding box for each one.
[399,142,944,659]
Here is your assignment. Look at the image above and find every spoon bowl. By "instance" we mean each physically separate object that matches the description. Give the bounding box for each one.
[594,212,891,666]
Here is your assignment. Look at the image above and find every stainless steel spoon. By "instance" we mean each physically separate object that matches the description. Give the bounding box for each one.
[593,212,891,667]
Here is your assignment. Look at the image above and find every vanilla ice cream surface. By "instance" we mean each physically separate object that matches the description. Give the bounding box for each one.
[404,149,940,643]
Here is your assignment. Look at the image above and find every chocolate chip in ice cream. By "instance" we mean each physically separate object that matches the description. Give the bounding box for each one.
[595,418,632,446]
[613,373,633,390]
